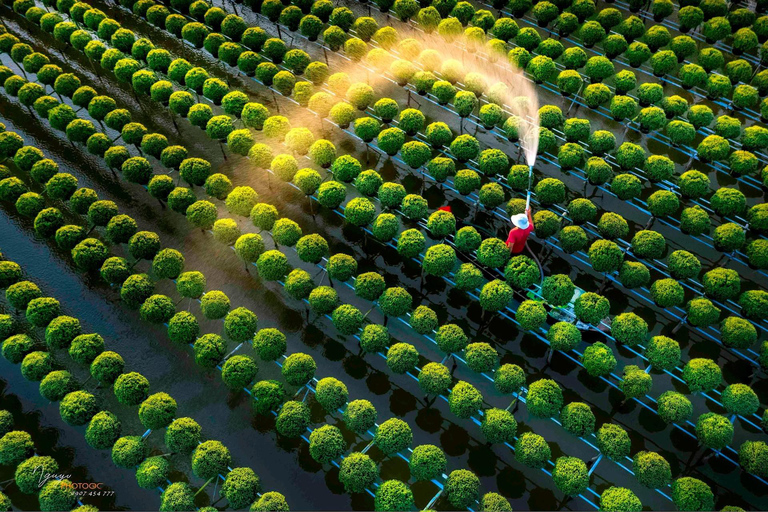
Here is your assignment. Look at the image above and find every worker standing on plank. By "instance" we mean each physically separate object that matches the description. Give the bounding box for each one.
[506,207,534,254]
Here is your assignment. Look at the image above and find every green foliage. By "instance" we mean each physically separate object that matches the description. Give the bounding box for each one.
[596,423,631,460]
[136,456,171,490]
[560,402,595,436]
[481,408,517,444]
[739,441,768,479]
[678,170,710,199]
[580,20,606,46]
[386,343,419,375]
[541,274,575,306]
[85,411,121,450]
[657,391,692,424]
[527,379,563,418]
[721,316,757,349]
[59,390,97,426]
[702,268,741,301]
[465,342,498,373]
[192,440,231,480]
[535,178,565,206]
[600,487,642,512]
[409,444,446,481]
[282,353,316,386]
[645,336,681,371]
[114,372,150,406]
[90,351,124,385]
[739,290,768,320]
[581,342,617,377]
[697,134,730,162]
[680,206,711,236]
[722,383,759,416]
[547,322,582,352]
[359,324,389,354]
[200,290,230,320]
[552,456,589,496]
[68,333,104,365]
[446,380,482,419]
[139,392,176,429]
[309,425,346,464]
[375,417,412,455]
[15,456,59,494]
[339,452,378,493]
[374,480,413,511]
[632,451,671,489]
[476,238,510,269]
[683,358,721,392]
[445,470,480,509]
[159,482,194,512]
[620,365,653,400]
[711,187,746,216]
[650,278,685,307]
[515,432,551,468]
[631,230,666,259]
[423,244,457,276]
[251,380,285,415]
[480,492,512,512]
[611,173,641,200]
[315,377,348,412]
[401,307,436,339]
[671,477,714,512]
[25,297,60,328]
[38,480,76,512]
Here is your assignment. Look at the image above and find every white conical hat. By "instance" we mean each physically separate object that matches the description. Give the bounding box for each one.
[511,214,529,229]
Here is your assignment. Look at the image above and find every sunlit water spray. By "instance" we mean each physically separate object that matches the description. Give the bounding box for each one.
[338,29,541,204]
[441,31,541,209]
[288,29,542,207]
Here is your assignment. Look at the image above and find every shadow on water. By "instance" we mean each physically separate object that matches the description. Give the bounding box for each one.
[0,381,124,511]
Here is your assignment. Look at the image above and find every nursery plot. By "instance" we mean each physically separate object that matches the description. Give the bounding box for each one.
[0,0,767,510]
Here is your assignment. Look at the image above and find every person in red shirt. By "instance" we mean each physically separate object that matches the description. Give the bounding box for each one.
[506,208,534,254]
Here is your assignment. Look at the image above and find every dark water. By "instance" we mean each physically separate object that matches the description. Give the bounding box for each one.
[0,0,766,510]
[0,380,129,511]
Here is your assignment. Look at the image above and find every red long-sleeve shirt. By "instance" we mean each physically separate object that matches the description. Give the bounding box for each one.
[505,210,534,254]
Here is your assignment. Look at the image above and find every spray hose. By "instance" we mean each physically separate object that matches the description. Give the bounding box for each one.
[523,164,534,233]
[524,164,544,285]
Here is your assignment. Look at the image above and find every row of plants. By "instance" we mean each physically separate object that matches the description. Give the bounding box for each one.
[36,0,768,424]
[608,0,767,59]
[3,127,760,508]
[7,0,768,496]
[81,0,768,266]
[0,110,569,512]
[152,0,768,236]
[0,17,592,440]
[408,0,767,60]
[304,0,768,130]
[114,0,768,194]
[0,14,553,409]
[33,0,768,432]
[0,34,704,512]
[149,0,768,163]
[0,247,291,512]
[70,0,768,276]
[0,109,461,509]
[348,6,768,174]
[85,0,768,496]
[429,0,764,93]
[0,44,528,506]
[0,407,98,511]
[318,0,768,187]
[492,0,765,76]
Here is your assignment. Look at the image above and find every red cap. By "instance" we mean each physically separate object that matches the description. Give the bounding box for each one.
[438,206,452,213]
